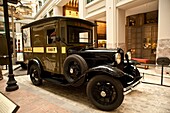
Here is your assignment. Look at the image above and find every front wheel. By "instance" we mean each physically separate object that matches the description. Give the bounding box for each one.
[86,75,124,111]
[29,64,42,86]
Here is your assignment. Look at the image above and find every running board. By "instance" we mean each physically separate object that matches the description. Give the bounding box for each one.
[43,77,70,86]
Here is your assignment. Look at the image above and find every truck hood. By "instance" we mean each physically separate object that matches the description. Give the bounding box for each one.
[84,49,118,53]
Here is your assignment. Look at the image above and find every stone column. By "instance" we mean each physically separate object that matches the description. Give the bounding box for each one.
[53,6,63,16]
[157,0,170,59]
[47,11,50,17]
[15,22,21,33]
[78,0,86,19]
[106,0,118,48]
[31,3,37,17]
[155,0,170,73]
[117,8,126,51]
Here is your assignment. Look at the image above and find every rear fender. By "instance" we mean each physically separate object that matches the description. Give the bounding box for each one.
[86,65,125,79]
[27,58,42,75]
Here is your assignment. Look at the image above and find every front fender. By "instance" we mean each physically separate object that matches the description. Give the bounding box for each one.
[124,60,140,65]
[86,65,125,78]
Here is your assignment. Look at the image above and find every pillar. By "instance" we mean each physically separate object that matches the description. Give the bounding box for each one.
[78,0,86,19]
[31,3,37,17]
[117,8,126,51]
[15,22,21,33]
[53,6,63,16]
[157,0,170,59]
[106,0,118,48]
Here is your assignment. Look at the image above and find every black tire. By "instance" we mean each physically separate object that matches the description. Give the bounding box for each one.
[63,54,88,83]
[29,64,42,86]
[86,75,124,111]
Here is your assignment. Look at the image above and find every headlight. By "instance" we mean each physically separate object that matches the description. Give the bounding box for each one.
[127,51,132,60]
[115,53,121,64]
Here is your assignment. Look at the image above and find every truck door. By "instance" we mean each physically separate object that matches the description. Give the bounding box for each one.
[44,23,60,73]
[0,34,9,65]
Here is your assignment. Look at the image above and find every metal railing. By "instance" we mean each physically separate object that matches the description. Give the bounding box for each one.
[138,63,170,87]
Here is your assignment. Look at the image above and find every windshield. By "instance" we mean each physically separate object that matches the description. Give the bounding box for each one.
[67,26,92,44]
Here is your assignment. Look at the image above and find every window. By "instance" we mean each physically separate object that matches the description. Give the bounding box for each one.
[43,0,47,3]
[44,15,47,18]
[49,9,53,17]
[23,27,31,47]
[38,1,42,8]
[47,29,56,44]
[87,0,94,4]
[79,32,88,43]
[67,26,92,44]
[32,26,44,46]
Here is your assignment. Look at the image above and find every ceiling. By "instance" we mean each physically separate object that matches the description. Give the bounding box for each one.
[116,0,157,10]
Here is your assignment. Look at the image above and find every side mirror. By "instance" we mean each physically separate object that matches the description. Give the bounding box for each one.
[56,36,61,42]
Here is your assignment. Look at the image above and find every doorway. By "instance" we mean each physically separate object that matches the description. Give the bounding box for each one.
[126,11,158,62]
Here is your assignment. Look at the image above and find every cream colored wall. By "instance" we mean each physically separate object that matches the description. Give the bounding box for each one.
[53,6,63,16]
[35,0,69,19]
[84,0,106,20]
[125,0,158,17]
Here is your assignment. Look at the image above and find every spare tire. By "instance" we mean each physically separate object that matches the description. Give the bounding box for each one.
[63,54,88,83]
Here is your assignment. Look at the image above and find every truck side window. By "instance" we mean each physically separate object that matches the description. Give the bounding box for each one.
[68,26,91,44]
[47,29,56,44]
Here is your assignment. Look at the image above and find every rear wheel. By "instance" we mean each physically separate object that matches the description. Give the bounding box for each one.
[63,54,88,83]
[86,75,124,111]
[29,64,42,86]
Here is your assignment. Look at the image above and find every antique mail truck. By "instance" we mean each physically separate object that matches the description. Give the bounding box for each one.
[21,16,142,111]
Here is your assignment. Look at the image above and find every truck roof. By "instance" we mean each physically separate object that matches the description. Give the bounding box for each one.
[21,16,95,29]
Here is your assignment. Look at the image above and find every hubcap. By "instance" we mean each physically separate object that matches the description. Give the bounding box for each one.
[70,68,74,74]
[92,81,117,105]
[68,61,81,80]
[100,91,107,97]
[33,70,38,80]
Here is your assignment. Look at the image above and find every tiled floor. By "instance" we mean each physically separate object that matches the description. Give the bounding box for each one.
[0,66,170,113]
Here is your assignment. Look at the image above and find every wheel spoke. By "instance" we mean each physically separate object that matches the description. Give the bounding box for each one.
[30,65,42,86]
[67,61,81,80]
[87,75,124,110]
[92,81,117,105]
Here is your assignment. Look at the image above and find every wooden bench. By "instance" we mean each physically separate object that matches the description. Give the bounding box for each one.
[132,58,150,69]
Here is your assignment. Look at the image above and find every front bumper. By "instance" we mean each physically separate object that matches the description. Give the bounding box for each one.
[123,76,142,93]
